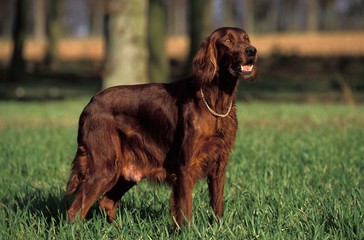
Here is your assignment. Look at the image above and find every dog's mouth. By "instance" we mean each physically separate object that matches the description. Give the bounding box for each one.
[241,63,254,76]
[229,61,256,79]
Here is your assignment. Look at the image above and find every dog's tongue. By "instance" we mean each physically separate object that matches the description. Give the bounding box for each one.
[241,64,254,74]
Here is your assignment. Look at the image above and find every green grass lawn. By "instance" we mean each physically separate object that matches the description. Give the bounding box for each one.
[0,99,363,239]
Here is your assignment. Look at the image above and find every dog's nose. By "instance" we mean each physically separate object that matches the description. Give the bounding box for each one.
[245,46,257,57]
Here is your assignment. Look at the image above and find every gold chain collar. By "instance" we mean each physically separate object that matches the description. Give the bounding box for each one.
[200,88,233,118]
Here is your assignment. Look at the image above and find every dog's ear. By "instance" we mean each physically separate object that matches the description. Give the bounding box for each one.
[192,35,218,86]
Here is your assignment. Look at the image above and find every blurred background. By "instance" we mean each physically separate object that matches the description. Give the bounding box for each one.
[0,0,363,102]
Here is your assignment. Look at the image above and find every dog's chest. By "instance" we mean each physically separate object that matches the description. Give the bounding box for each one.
[195,112,238,147]
[216,115,236,134]
[185,115,237,176]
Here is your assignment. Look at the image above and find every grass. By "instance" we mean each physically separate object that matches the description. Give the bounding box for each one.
[0,98,363,239]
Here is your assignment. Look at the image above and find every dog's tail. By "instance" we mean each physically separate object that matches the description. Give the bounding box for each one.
[66,146,89,195]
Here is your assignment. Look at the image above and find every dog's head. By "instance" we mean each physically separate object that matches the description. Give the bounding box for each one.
[193,27,258,86]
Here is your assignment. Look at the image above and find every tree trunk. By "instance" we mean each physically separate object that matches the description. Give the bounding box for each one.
[7,0,28,82]
[103,0,148,88]
[89,0,104,36]
[307,0,319,32]
[33,0,45,40]
[45,0,62,68]
[224,0,234,27]
[148,0,169,83]
[186,0,212,72]
[242,0,254,33]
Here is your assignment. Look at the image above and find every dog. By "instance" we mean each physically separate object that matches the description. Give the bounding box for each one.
[65,27,257,229]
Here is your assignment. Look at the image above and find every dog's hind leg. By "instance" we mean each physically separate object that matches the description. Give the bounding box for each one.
[66,148,89,221]
[67,130,121,221]
[67,167,119,221]
[67,114,149,222]
[99,177,136,223]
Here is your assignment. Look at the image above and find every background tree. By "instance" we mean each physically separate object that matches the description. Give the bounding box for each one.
[242,0,254,33]
[186,0,212,72]
[103,0,148,88]
[307,0,319,32]
[45,0,62,68]
[7,0,28,82]
[148,0,169,83]
[33,0,45,40]
[88,0,104,36]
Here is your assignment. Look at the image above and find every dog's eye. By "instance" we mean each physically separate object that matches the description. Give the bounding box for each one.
[244,36,250,43]
[225,38,232,44]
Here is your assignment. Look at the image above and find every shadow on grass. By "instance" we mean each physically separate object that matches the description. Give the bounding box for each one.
[89,192,172,225]
[1,184,172,233]
[1,186,69,227]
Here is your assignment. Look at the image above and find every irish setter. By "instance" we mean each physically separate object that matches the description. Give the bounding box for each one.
[66,27,257,229]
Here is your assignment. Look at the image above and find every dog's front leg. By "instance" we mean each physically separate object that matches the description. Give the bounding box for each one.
[207,167,227,220]
[170,171,195,230]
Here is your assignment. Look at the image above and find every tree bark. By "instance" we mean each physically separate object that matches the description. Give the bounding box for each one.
[88,0,104,36]
[45,0,62,68]
[148,0,169,83]
[33,0,45,40]
[7,0,28,82]
[103,0,148,88]
[242,0,254,33]
[307,0,319,32]
[186,0,212,71]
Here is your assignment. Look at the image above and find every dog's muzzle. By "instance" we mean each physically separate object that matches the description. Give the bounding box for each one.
[228,46,257,79]
[241,46,257,79]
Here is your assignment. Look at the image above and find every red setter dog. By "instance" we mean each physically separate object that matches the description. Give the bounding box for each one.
[66,27,257,229]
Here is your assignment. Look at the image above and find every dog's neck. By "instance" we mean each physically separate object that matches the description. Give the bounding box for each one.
[200,76,239,116]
